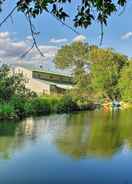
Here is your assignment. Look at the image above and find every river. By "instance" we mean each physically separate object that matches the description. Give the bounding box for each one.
[0,110,132,184]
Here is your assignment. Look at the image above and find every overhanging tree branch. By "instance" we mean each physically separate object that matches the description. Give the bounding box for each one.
[0,6,17,27]
[46,10,80,35]
[21,12,44,58]
[99,0,104,46]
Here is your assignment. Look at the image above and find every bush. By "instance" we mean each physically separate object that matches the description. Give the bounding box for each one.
[10,96,27,117]
[24,101,34,115]
[40,96,61,113]
[53,95,79,113]
[0,103,17,120]
[0,95,81,120]
[30,97,51,115]
[25,95,79,115]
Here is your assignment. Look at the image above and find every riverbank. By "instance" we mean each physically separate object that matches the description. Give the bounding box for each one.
[1,95,132,121]
[0,95,99,121]
[1,94,132,121]
[102,101,132,112]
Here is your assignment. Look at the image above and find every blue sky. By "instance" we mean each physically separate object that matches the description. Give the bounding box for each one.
[0,1,132,69]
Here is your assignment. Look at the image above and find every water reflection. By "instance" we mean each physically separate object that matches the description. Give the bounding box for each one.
[56,111,132,158]
[0,115,67,160]
[0,110,132,160]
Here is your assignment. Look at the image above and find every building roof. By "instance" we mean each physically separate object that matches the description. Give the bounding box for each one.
[37,79,73,90]
[32,69,72,78]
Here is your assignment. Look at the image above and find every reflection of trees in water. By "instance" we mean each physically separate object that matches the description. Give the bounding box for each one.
[55,110,132,159]
[0,114,68,160]
[0,122,18,159]
[0,117,48,160]
[0,111,132,160]
[55,113,91,159]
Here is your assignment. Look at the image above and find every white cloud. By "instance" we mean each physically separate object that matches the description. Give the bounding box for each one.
[72,35,87,43]
[0,32,27,59]
[49,38,68,44]
[0,32,10,39]
[26,35,32,40]
[121,32,132,40]
[31,45,58,61]
[0,32,58,69]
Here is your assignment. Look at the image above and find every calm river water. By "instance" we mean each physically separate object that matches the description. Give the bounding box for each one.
[0,110,132,184]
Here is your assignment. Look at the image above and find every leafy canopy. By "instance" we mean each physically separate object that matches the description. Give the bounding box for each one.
[118,61,132,102]
[54,42,128,101]
[54,42,93,102]
[0,64,36,102]
[90,47,127,99]
[0,0,127,28]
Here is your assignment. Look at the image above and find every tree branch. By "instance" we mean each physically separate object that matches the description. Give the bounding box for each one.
[118,4,127,16]
[21,12,44,58]
[21,42,34,58]
[0,6,17,27]
[46,10,80,35]
[100,22,104,46]
[99,0,104,46]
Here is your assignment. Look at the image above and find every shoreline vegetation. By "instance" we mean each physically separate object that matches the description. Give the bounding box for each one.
[1,42,132,120]
[0,63,99,121]
[1,94,132,121]
[1,88,132,121]
[0,96,95,121]
[0,64,99,121]
[0,95,100,121]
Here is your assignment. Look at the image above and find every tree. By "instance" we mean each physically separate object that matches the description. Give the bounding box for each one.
[0,64,35,102]
[89,46,128,100]
[0,0,127,52]
[54,42,94,103]
[0,0,127,28]
[118,61,132,102]
[54,42,128,101]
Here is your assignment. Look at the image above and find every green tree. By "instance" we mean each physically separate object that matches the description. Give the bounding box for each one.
[0,1,128,56]
[0,0,127,29]
[90,47,127,100]
[118,61,132,102]
[54,42,94,102]
[0,64,35,102]
[54,43,128,102]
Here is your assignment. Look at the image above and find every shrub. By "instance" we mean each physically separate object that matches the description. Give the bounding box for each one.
[30,97,51,115]
[0,64,36,102]
[0,95,81,120]
[10,96,27,117]
[54,95,79,113]
[0,103,17,120]
[40,96,61,113]
[24,101,34,115]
